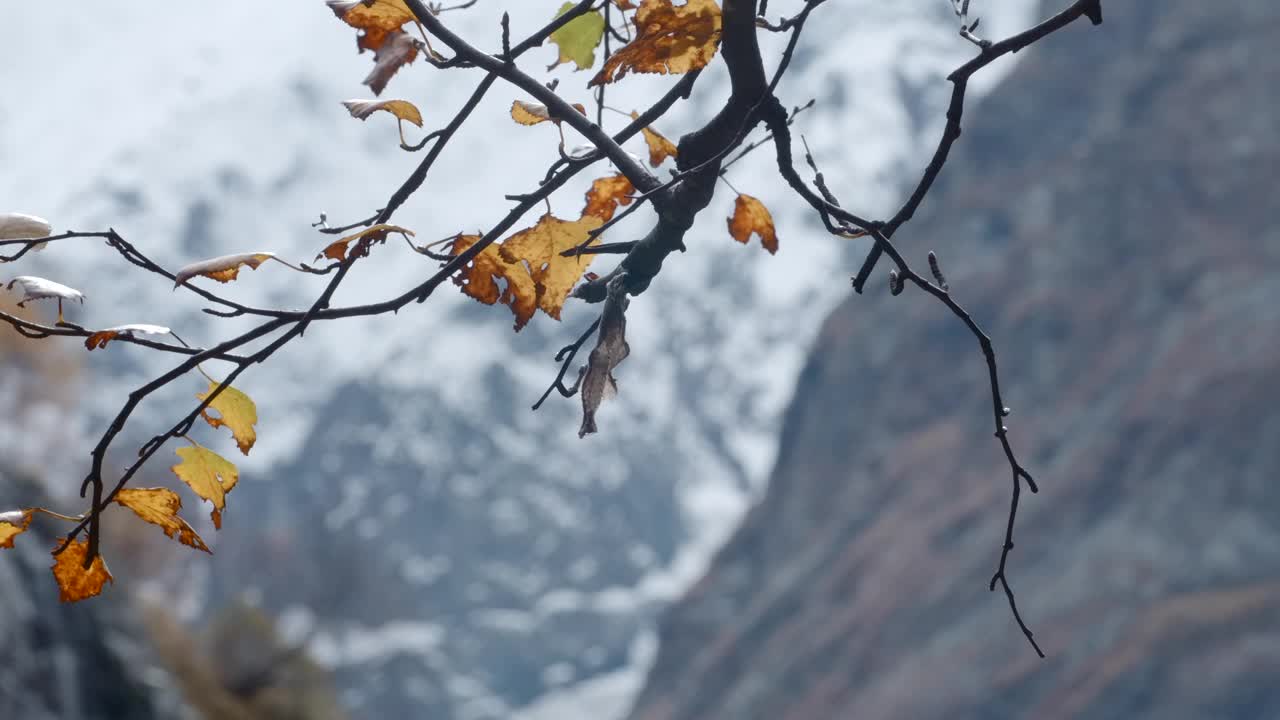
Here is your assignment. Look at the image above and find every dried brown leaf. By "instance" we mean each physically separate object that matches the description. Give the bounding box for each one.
[50,539,113,603]
[579,274,630,437]
[591,0,722,86]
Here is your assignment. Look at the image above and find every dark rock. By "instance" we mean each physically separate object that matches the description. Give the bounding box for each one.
[629,2,1280,719]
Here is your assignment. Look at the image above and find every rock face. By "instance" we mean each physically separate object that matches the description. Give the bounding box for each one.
[0,475,165,720]
[628,2,1280,719]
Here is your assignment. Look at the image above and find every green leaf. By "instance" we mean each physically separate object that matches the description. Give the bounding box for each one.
[548,3,606,71]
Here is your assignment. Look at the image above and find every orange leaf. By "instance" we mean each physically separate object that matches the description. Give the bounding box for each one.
[726,193,778,254]
[327,0,416,53]
[498,214,605,320]
[84,323,170,351]
[449,234,540,332]
[317,223,414,262]
[115,488,211,554]
[0,510,33,549]
[591,0,722,86]
[630,111,678,166]
[583,174,636,222]
[50,539,113,603]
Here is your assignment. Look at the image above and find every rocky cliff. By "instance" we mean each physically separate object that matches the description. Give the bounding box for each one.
[629,2,1280,718]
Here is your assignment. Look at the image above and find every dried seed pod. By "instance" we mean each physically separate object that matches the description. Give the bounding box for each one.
[889,269,904,296]
[928,251,949,292]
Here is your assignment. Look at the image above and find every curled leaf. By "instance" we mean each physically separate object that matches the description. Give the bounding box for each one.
[726,194,779,254]
[548,2,606,71]
[449,234,539,332]
[579,274,630,437]
[0,510,33,549]
[115,488,210,554]
[510,100,588,127]
[591,0,723,86]
[197,381,259,455]
[84,323,171,351]
[5,275,85,307]
[630,111,678,166]
[171,444,240,529]
[342,98,423,127]
[318,223,414,262]
[174,252,276,286]
[50,539,113,603]
[364,30,419,95]
[0,212,52,240]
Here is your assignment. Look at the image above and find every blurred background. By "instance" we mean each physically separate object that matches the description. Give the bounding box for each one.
[3,1,1277,718]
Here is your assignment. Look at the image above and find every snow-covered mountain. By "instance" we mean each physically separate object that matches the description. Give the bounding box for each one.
[2,2,1036,717]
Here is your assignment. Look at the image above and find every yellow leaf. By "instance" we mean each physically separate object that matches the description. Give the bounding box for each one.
[174,252,277,286]
[342,98,424,126]
[631,111,678,166]
[196,381,258,455]
[498,214,605,319]
[591,0,722,86]
[448,234,540,332]
[0,510,33,549]
[726,193,778,254]
[50,539,113,603]
[317,223,414,262]
[115,488,211,554]
[171,445,240,529]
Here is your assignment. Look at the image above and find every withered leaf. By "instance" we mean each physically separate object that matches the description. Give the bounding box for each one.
[364,30,420,96]
[171,444,239,529]
[342,98,423,127]
[498,214,605,319]
[197,381,259,456]
[0,510,32,549]
[631,111,678,166]
[583,173,636,222]
[726,193,778,254]
[84,323,171,351]
[510,100,588,127]
[591,0,722,86]
[327,0,416,53]
[50,539,113,603]
[318,223,414,262]
[174,252,277,286]
[0,212,52,240]
[449,234,539,332]
[579,273,630,438]
[115,488,211,554]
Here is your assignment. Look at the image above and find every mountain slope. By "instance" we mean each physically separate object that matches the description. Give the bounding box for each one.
[628,2,1280,719]
[4,2,1037,718]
